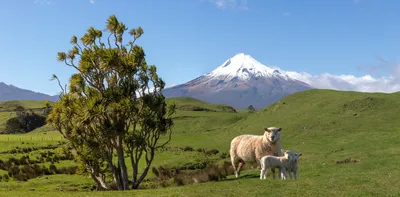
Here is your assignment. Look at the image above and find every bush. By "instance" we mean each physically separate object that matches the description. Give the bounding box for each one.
[219,152,229,159]
[3,174,9,182]
[205,149,219,156]
[49,164,57,174]
[8,165,20,176]
[183,146,194,152]
[5,109,47,134]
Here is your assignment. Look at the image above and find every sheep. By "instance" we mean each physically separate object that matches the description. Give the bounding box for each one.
[230,127,282,178]
[286,151,302,180]
[259,149,292,180]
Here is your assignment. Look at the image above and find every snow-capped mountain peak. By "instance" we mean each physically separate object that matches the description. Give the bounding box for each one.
[162,53,312,109]
[206,53,288,80]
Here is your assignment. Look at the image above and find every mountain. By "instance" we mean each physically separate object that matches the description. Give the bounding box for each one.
[0,82,59,102]
[162,53,313,109]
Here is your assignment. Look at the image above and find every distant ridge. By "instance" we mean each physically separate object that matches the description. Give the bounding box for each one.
[0,82,59,102]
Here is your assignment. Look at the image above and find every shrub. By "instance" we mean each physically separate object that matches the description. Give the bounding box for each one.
[3,174,9,182]
[49,164,57,174]
[5,109,46,134]
[183,146,194,152]
[8,165,20,176]
[205,149,219,156]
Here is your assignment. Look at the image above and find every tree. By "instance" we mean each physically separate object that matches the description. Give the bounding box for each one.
[5,108,46,134]
[46,15,176,190]
[247,105,256,113]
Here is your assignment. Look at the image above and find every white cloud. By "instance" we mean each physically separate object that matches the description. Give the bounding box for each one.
[209,0,248,10]
[280,62,400,93]
[89,0,95,4]
[282,12,291,17]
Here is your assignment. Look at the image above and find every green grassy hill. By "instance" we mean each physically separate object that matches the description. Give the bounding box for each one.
[1,90,400,196]
[167,97,238,112]
[0,100,49,132]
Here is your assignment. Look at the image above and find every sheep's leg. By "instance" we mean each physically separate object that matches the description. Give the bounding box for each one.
[288,169,292,179]
[236,160,245,178]
[256,159,261,169]
[231,156,239,178]
[294,169,297,180]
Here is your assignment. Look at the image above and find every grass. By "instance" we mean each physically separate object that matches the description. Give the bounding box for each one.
[1,90,400,196]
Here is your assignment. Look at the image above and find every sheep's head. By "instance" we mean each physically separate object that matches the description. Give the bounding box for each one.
[263,127,282,143]
[281,149,292,160]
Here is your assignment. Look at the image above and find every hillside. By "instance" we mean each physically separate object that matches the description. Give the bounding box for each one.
[166,97,237,113]
[152,89,400,196]
[1,90,400,196]
[0,100,49,132]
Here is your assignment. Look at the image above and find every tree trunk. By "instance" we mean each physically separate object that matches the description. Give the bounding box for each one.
[89,167,108,190]
[132,149,154,189]
[130,152,138,185]
[116,138,130,190]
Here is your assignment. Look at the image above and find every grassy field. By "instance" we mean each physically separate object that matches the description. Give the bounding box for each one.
[0,90,400,196]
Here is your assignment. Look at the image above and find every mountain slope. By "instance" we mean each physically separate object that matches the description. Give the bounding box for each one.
[0,82,59,102]
[162,53,312,109]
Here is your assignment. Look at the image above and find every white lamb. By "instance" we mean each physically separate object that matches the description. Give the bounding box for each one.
[259,149,293,180]
[230,127,283,178]
[286,151,302,180]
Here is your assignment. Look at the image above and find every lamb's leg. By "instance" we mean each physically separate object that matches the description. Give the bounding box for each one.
[282,168,287,180]
[271,168,276,179]
[288,169,292,179]
[260,168,267,180]
[278,168,282,179]
[294,169,297,180]
[263,168,268,179]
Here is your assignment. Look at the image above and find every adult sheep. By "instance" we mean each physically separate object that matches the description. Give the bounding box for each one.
[230,127,282,178]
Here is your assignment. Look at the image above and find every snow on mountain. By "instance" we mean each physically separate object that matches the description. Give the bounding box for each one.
[162,53,313,109]
[206,53,289,80]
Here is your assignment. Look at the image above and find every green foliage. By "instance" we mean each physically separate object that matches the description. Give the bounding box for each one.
[47,15,175,190]
[5,108,46,134]
[247,104,255,113]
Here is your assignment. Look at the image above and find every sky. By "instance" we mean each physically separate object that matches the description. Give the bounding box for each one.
[1,0,400,95]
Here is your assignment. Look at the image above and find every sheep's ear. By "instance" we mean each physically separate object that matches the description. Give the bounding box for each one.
[264,128,270,132]
[277,128,282,132]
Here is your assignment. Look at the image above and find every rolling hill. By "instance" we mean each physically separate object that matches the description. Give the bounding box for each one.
[1,90,400,196]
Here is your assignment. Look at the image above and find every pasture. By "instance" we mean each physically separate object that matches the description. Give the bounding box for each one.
[0,89,400,196]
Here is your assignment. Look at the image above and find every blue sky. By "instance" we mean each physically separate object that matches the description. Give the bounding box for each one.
[1,0,400,95]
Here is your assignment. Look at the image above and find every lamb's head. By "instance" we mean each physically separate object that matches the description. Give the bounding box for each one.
[281,149,292,160]
[263,127,282,143]
[292,152,303,163]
